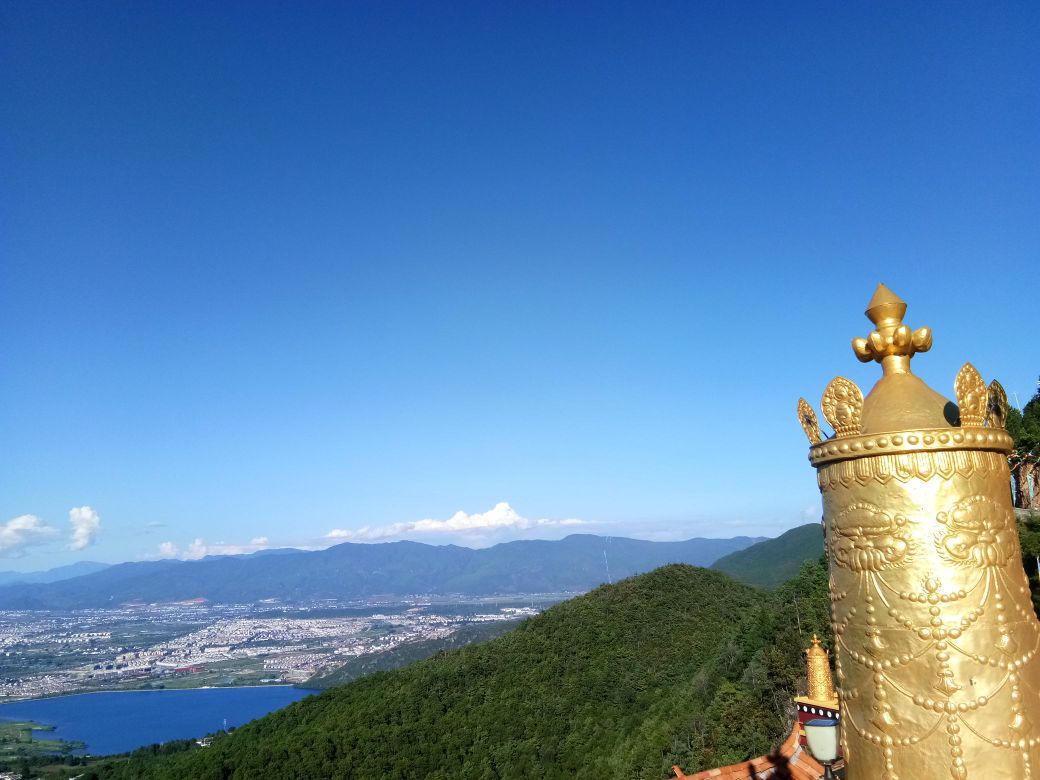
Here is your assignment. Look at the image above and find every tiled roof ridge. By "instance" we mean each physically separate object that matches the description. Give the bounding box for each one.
[672,722,826,780]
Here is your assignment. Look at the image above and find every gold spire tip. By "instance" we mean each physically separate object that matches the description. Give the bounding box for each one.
[852,284,932,368]
[865,283,907,327]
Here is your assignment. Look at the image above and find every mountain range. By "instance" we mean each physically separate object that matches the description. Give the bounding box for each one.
[294,525,827,689]
[0,533,764,610]
[0,561,110,587]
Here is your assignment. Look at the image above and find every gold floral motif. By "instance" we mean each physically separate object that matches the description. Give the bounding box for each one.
[936,495,1016,569]
[955,362,987,427]
[987,380,1009,429]
[821,376,864,437]
[830,502,912,572]
[797,398,823,444]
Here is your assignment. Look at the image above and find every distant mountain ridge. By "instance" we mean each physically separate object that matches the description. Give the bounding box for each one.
[0,533,764,610]
[711,523,824,588]
[0,560,110,587]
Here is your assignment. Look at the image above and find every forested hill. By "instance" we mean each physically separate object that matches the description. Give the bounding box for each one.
[88,562,832,780]
[711,523,824,588]
[0,533,763,609]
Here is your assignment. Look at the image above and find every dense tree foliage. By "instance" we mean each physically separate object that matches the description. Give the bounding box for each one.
[1007,378,1040,453]
[87,563,832,780]
[1008,377,1040,510]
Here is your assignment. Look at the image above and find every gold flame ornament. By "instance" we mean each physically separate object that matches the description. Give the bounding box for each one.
[799,285,1036,780]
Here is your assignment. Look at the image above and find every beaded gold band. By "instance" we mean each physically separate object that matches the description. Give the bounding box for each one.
[808,427,1013,467]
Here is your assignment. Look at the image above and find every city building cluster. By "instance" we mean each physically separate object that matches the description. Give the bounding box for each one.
[0,602,538,699]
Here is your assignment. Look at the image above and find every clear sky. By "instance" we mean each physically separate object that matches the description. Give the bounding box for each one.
[1,1,1037,570]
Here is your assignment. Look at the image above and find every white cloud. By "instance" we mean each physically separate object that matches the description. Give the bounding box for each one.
[325,502,590,542]
[154,536,271,560]
[68,506,101,551]
[0,515,58,556]
[802,502,822,523]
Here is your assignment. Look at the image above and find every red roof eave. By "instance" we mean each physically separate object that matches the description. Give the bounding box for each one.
[672,724,827,780]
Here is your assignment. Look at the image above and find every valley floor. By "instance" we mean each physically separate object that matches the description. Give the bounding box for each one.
[0,596,558,702]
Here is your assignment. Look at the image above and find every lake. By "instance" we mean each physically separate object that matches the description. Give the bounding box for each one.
[0,686,314,756]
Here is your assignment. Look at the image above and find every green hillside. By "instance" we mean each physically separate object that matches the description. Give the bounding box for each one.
[711,523,824,589]
[86,562,831,780]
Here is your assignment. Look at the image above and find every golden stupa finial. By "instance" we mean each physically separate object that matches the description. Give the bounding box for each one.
[799,284,1018,446]
[864,282,907,326]
[851,283,933,376]
[805,634,837,703]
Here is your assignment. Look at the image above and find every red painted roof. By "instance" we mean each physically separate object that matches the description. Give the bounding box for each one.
[672,724,828,780]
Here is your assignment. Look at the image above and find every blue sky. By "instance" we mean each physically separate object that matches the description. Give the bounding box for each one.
[1,1,1037,570]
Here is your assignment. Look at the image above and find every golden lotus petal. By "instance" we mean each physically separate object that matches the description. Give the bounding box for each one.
[821,376,864,438]
[797,398,823,445]
[986,379,1009,429]
[954,362,987,427]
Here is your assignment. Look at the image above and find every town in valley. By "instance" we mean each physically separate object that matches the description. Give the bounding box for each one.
[0,597,555,701]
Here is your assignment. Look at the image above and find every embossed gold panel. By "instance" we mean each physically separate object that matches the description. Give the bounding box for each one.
[799,286,1039,780]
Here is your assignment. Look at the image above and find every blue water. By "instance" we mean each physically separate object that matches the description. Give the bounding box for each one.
[0,686,314,755]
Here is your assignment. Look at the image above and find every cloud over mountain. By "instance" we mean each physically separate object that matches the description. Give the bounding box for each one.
[0,515,58,556]
[155,536,271,560]
[325,502,589,542]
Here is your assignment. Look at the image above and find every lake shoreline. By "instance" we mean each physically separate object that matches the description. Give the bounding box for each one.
[0,686,314,756]
[0,680,303,705]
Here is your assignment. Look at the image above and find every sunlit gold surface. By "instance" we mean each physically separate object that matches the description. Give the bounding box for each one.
[802,285,1039,780]
[807,634,839,704]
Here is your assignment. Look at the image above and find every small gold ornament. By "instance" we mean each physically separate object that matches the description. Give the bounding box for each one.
[851,283,932,365]
[798,398,823,444]
[806,634,837,702]
[955,362,987,427]
[821,377,864,438]
[986,380,1009,429]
